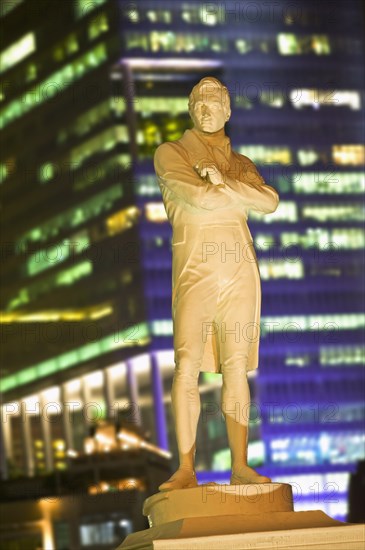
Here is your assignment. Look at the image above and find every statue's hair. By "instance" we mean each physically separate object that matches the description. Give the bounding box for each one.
[188,77,231,113]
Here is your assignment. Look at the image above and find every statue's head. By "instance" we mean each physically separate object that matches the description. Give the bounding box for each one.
[188,77,231,134]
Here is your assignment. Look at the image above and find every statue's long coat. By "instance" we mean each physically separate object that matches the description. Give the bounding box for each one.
[154,128,279,374]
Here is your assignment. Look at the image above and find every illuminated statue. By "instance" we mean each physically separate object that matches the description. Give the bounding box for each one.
[154,77,279,491]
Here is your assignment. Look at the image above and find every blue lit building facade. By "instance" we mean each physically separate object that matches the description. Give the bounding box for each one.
[0,0,364,538]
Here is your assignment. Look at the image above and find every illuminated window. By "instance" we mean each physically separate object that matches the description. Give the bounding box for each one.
[145,202,168,223]
[89,13,109,40]
[320,345,365,366]
[277,33,331,55]
[73,154,131,192]
[136,175,160,197]
[135,97,188,115]
[123,5,140,22]
[281,228,365,250]
[333,145,365,166]
[106,207,140,236]
[146,10,172,23]
[26,231,90,276]
[1,43,107,129]
[17,184,123,249]
[235,39,252,54]
[125,32,148,51]
[254,234,276,250]
[297,148,320,166]
[302,204,364,222]
[293,172,365,194]
[0,32,36,74]
[290,89,361,110]
[239,145,292,165]
[259,259,304,279]
[250,201,297,223]
[71,125,129,166]
[260,90,285,108]
[38,162,54,183]
[75,0,106,19]
[53,33,79,62]
[0,323,150,393]
[56,261,92,286]
[26,63,37,82]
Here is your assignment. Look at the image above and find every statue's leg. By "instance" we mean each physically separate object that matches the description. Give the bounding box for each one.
[159,275,219,491]
[217,273,271,484]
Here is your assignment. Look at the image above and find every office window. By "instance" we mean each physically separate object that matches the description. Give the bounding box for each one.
[146,9,172,23]
[135,97,188,115]
[277,33,331,55]
[106,206,140,236]
[302,204,364,222]
[0,32,36,74]
[290,89,361,110]
[239,145,292,165]
[71,125,129,166]
[88,12,109,40]
[332,145,365,166]
[1,43,107,129]
[293,172,365,194]
[320,345,365,367]
[145,202,168,223]
[259,259,304,280]
[250,201,297,222]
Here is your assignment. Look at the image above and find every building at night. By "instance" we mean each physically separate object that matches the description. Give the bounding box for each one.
[1,1,364,545]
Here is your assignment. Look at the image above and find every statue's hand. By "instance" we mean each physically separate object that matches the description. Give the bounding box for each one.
[194,160,225,186]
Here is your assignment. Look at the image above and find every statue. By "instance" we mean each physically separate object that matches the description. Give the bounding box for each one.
[154,77,280,491]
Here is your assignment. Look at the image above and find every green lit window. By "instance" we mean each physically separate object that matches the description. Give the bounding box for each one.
[135,97,188,115]
[239,145,292,165]
[39,162,54,183]
[250,201,297,223]
[320,345,365,367]
[70,125,129,166]
[281,228,365,250]
[259,259,304,279]
[125,32,148,50]
[302,204,364,222]
[277,33,331,55]
[0,323,150,393]
[16,184,123,255]
[293,172,365,194]
[56,261,92,286]
[0,163,7,184]
[297,148,320,166]
[73,153,131,192]
[146,9,172,23]
[0,32,36,74]
[26,231,90,277]
[26,63,37,82]
[75,0,106,19]
[89,12,109,40]
[1,43,107,129]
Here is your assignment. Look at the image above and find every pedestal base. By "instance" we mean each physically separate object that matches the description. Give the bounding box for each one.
[117,484,365,550]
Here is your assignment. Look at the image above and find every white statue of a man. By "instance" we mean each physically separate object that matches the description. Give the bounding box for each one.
[154,77,279,490]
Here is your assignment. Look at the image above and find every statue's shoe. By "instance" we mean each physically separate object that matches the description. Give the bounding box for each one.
[230,465,271,485]
[158,468,198,491]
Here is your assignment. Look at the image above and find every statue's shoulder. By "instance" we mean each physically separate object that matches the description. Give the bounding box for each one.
[232,150,255,167]
[154,133,190,165]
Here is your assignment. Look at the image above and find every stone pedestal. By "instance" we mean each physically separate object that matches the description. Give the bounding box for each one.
[117,483,365,549]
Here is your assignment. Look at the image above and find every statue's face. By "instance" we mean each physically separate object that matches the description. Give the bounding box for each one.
[190,88,230,133]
